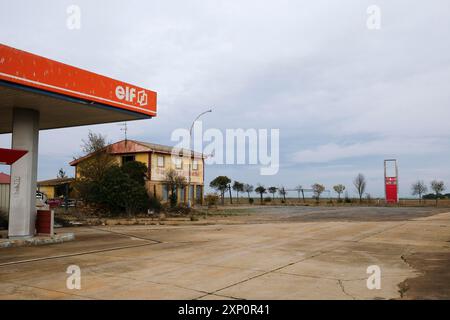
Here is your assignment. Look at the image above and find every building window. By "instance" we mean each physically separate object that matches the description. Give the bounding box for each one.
[192,159,198,170]
[180,186,186,203]
[175,157,182,169]
[157,156,164,167]
[196,185,202,204]
[122,155,135,164]
[190,185,194,200]
[162,185,168,201]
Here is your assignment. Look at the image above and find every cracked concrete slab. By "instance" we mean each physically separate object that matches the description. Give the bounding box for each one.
[0,206,449,299]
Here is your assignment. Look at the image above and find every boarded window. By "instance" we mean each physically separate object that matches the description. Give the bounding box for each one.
[122,155,135,164]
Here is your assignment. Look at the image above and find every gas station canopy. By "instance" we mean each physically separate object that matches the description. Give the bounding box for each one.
[0,43,157,239]
[0,44,157,134]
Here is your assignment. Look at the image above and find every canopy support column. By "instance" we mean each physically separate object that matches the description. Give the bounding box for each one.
[8,108,39,239]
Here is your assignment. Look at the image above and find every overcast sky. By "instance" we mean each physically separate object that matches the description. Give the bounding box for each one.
[1,0,449,197]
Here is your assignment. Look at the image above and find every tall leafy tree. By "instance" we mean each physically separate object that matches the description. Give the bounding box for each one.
[333,184,346,201]
[268,186,278,199]
[210,176,231,205]
[430,180,446,206]
[255,185,267,204]
[232,181,244,203]
[312,183,325,203]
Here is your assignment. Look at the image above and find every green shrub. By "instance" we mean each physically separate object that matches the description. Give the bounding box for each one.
[77,164,150,215]
[121,161,148,185]
[248,198,254,204]
[264,197,272,202]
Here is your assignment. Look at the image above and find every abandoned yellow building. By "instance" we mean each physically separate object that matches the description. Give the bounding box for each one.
[37,177,75,199]
[69,139,205,204]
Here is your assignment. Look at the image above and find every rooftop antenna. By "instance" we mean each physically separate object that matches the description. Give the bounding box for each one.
[119,122,128,141]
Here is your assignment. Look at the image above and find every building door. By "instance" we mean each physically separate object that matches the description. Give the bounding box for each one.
[196,185,202,204]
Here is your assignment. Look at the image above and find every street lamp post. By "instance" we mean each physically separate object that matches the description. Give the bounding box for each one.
[187,109,212,208]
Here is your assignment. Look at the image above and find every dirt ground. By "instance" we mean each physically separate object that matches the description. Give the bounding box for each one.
[0,206,449,300]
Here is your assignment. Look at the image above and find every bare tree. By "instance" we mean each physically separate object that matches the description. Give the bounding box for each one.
[333,184,345,201]
[353,173,366,203]
[411,180,428,203]
[165,169,187,207]
[294,185,305,202]
[81,131,109,155]
[243,184,254,202]
[278,186,287,202]
[312,183,325,203]
[430,180,446,206]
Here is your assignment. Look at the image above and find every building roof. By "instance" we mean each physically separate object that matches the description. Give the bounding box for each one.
[37,177,74,186]
[70,139,204,166]
[0,172,10,184]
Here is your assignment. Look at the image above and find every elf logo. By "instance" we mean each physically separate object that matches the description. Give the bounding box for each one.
[115,85,148,107]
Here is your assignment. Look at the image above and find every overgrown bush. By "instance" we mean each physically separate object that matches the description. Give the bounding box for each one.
[75,161,150,215]
[205,193,219,207]
[169,192,178,208]
[148,196,162,213]
[99,166,149,215]
[0,210,8,229]
[248,198,254,204]
[264,196,272,202]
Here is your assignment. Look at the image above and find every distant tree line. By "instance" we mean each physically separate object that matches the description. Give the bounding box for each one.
[208,172,448,208]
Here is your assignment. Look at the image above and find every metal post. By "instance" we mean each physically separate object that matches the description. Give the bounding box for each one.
[187,109,212,208]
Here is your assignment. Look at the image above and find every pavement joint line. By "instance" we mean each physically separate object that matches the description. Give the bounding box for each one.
[198,222,410,299]
[86,226,163,243]
[198,293,241,300]
[274,270,361,282]
[352,222,409,242]
[197,244,346,300]
[84,267,242,300]
[150,257,270,273]
[0,242,162,267]
[2,280,99,300]
[87,268,211,296]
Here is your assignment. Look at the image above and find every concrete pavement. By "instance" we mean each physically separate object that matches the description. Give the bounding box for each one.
[0,207,449,299]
